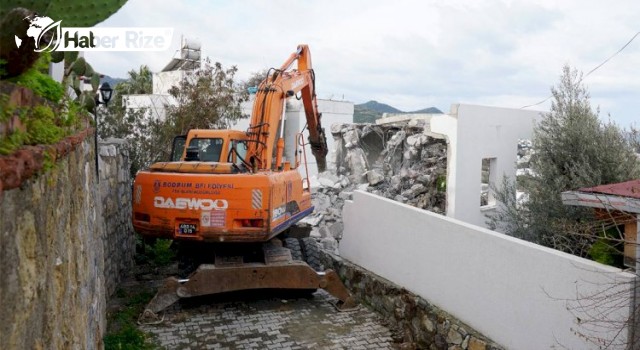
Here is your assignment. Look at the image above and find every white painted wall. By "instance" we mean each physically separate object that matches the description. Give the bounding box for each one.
[152,70,190,95]
[123,94,174,121]
[340,191,635,349]
[121,70,193,121]
[49,61,64,83]
[429,104,541,228]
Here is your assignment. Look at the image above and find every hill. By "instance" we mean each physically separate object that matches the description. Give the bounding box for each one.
[358,100,402,114]
[353,104,383,124]
[410,107,442,114]
[101,75,126,87]
[353,100,442,123]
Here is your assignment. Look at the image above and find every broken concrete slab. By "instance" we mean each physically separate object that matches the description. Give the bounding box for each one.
[328,222,344,239]
[310,227,321,238]
[338,191,353,201]
[366,169,384,186]
[343,128,360,149]
[376,113,433,127]
[299,213,323,227]
[317,171,340,188]
[405,133,429,148]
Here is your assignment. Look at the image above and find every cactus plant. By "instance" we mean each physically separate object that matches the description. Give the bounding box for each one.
[50,51,64,63]
[61,54,102,112]
[64,51,79,63]
[0,0,128,27]
[0,0,127,78]
[69,56,88,76]
[78,91,96,111]
[90,73,99,90]
[0,7,39,78]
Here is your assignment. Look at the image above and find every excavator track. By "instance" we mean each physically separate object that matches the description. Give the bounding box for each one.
[141,246,356,322]
[142,262,356,321]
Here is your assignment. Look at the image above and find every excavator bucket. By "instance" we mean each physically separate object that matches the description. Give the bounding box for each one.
[141,261,356,321]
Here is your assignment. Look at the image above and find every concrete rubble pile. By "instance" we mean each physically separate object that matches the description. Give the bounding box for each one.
[516,139,533,177]
[300,120,447,253]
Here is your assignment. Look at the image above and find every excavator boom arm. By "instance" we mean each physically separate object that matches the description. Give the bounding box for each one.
[246,45,328,172]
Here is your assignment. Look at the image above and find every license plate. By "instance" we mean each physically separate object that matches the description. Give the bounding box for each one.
[178,223,197,235]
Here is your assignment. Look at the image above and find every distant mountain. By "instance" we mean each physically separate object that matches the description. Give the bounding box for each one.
[358,100,402,114]
[353,100,442,123]
[353,104,382,124]
[101,75,126,87]
[410,107,442,114]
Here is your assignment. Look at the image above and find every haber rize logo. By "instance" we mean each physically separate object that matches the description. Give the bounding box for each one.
[15,15,62,52]
[13,14,173,52]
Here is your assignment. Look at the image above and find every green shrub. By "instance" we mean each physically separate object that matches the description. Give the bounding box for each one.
[104,290,157,350]
[148,239,175,267]
[0,59,7,79]
[42,151,55,172]
[436,174,446,192]
[0,94,14,122]
[62,98,83,131]
[10,69,65,103]
[8,54,64,103]
[104,323,155,350]
[26,105,64,144]
[588,226,624,267]
[589,239,620,266]
[0,130,28,155]
[0,102,82,156]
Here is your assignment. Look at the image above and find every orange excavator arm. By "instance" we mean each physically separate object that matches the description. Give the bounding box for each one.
[246,44,328,172]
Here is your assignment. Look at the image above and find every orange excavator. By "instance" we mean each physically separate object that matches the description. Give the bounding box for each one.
[132,45,355,317]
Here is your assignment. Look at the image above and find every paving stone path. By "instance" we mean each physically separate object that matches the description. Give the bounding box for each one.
[139,290,400,349]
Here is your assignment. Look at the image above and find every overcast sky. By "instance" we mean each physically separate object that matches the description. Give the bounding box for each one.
[86,0,639,126]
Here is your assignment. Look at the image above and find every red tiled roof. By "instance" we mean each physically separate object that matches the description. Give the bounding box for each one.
[578,179,640,199]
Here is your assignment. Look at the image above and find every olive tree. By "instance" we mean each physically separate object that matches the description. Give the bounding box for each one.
[487,64,640,348]
[148,59,249,162]
[100,60,249,176]
[488,65,639,258]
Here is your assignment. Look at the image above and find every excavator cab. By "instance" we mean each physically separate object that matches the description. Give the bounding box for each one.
[170,136,187,161]
[170,130,249,164]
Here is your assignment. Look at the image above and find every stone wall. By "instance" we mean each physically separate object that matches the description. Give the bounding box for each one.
[0,131,105,349]
[99,138,135,297]
[0,131,135,349]
[321,252,502,350]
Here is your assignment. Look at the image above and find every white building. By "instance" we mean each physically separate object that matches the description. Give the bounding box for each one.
[380,104,542,228]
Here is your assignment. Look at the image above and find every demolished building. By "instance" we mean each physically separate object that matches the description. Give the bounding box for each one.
[303,104,541,253]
